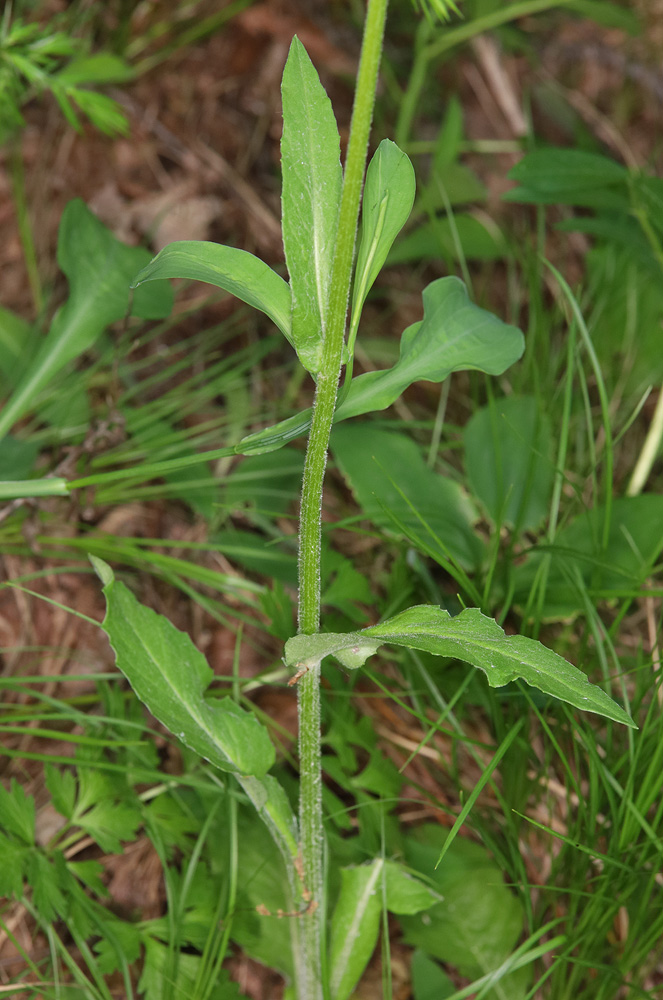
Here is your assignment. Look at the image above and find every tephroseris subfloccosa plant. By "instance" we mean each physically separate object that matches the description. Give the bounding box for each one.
[93,1,635,996]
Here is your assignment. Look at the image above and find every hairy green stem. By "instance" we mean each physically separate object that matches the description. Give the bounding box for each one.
[296,0,388,994]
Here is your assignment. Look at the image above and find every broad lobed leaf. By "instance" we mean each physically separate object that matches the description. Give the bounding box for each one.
[237,276,525,455]
[336,277,525,420]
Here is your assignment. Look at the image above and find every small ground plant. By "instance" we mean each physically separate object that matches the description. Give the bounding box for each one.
[1,1,656,998]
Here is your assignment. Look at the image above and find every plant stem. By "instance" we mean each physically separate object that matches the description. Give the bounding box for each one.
[296,0,388,994]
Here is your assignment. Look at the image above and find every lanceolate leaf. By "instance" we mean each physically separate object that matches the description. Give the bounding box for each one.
[332,423,483,571]
[285,606,634,727]
[504,148,629,211]
[281,36,343,375]
[237,408,314,456]
[131,240,292,344]
[350,140,415,341]
[0,199,172,440]
[94,558,275,777]
[329,861,383,1000]
[463,395,554,532]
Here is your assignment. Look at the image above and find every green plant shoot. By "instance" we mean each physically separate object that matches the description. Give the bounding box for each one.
[87,1,636,996]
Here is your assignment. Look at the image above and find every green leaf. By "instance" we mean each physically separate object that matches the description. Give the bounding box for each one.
[331,423,484,570]
[0,436,40,481]
[237,408,314,456]
[383,860,442,915]
[427,161,487,208]
[587,244,663,392]
[514,495,663,619]
[27,851,69,923]
[68,759,142,852]
[0,833,28,897]
[280,36,343,374]
[93,915,142,975]
[329,860,383,1000]
[335,277,525,421]
[69,859,107,897]
[219,802,296,978]
[505,148,629,210]
[60,85,129,136]
[94,558,275,777]
[45,763,77,819]
[55,53,134,86]
[0,304,37,386]
[140,936,249,1000]
[321,549,373,623]
[350,140,416,336]
[284,605,634,727]
[131,240,292,345]
[463,395,554,531]
[239,772,300,872]
[73,800,142,854]
[224,447,304,518]
[387,213,504,265]
[557,214,656,270]
[401,826,528,996]
[568,0,641,32]
[237,277,524,456]
[212,528,297,585]
[411,951,455,1000]
[0,778,35,845]
[432,96,463,174]
[0,199,172,440]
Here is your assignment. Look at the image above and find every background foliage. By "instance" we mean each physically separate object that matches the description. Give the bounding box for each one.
[0,0,661,997]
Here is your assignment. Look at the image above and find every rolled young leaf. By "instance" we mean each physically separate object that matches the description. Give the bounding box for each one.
[93,557,276,777]
[349,140,416,349]
[285,605,635,728]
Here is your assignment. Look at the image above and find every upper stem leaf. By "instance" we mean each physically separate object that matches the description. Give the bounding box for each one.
[281,36,343,375]
[131,240,293,345]
[349,139,416,351]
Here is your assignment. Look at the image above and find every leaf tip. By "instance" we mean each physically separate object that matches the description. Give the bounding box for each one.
[89,555,113,587]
